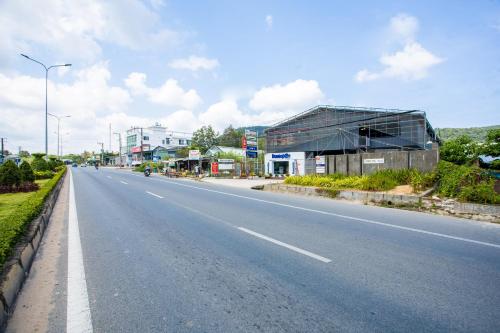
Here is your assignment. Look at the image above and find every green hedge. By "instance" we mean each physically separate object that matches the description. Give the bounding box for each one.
[284,169,435,193]
[0,168,66,266]
[34,170,55,180]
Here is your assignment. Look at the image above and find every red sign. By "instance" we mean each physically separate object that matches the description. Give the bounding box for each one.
[131,146,142,153]
[211,162,219,175]
[242,136,247,149]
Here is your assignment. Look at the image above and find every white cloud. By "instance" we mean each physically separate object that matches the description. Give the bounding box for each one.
[168,56,220,71]
[266,15,273,29]
[249,79,324,112]
[355,14,443,82]
[125,72,202,109]
[0,62,132,153]
[0,0,181,64]
[390,13,419,42]
[356,42,444,82]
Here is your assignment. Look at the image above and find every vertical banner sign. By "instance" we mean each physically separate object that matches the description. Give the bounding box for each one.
[315,155,326,174]
[211,162,219,175]
[245,129,258,158]
[242,136,247,149]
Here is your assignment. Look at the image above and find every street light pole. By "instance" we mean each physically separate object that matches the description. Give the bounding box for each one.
[20,54,71,158]
[48,113,71,158]
[113,132,123,167]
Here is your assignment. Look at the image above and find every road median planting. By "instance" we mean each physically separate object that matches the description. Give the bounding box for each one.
[0,167,66,326]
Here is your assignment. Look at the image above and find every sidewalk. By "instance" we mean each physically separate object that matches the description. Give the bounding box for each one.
[200,177,284,189]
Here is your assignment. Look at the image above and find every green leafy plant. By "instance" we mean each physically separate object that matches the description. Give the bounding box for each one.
[34,170,55,180]
[19,161,35,183]
[31,153,49,171]
[0,160,21,187]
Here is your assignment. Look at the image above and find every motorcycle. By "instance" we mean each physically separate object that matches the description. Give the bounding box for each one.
[95,164,99,170]
[144,169,151,177]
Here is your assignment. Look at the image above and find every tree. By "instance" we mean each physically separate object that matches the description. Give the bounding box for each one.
[482,128,500,158]
[31,153,49,171]
[0,160,21,187]
[191,126,218,154]
[19,150,30,158]
[19,161,35,183]
[217,125,244,148]
[440,135,479,165]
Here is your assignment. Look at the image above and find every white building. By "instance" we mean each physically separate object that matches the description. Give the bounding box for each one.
[125,123,192,164]
[264,152,306,176]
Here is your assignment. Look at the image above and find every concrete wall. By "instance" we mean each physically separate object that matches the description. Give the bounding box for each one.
[328,150,438,175]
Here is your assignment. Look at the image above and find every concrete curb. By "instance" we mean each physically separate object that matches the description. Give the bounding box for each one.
[262,183,500,223]
[0,171,66,329]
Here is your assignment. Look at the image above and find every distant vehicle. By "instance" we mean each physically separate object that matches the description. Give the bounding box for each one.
[80,163,87,167]
[72,163,78,167]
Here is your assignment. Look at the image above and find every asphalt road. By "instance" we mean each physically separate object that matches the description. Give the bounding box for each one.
[13,167,500,332]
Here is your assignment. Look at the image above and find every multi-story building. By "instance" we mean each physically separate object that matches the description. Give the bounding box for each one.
[125,123,192,164]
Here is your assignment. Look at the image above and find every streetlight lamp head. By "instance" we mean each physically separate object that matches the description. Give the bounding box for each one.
[65,64,72,66]
[20,53,30,59]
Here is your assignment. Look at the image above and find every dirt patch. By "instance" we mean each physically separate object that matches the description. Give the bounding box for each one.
[386,185,414,195]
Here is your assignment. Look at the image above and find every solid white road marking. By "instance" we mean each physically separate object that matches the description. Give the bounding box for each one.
[120,180,128,185]
[146,191,164,199]
[106,176,112,179]
[238,227,332,263]
[126,175,500,250]
[68,171,93,333]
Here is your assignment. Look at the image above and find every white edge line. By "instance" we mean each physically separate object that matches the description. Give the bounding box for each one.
[146,191,164,199]
[68,170,93,332]
[238,227,332,263]
[120,181,128,185]
[125,174,500,250]
[106,175,112,179]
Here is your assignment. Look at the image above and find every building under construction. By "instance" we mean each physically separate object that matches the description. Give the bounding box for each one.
[264,105,440,176]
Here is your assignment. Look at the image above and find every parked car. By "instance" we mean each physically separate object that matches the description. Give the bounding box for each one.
[80,163,87,167]
[72,163,78,167]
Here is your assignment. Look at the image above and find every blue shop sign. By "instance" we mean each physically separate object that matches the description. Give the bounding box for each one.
[271,153,290,159]
[246,151,258,158]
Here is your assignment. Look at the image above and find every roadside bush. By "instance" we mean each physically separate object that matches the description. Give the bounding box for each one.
[31,153,49,171]
[0,168,66,266]
[436,160,500,204]
[0,160,21,187]
[19,161,35,183]
[359,171,398,191]
[34,170,55,180]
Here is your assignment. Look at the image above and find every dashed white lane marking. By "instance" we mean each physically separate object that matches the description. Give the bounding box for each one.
[120,180,128,185]
[146,191,164,199]
[238,227,332,263]
[106,175,112,179]
[120,173,500,250]
[68,171,93,333]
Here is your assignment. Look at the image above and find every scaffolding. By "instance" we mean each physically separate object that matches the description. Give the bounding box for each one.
[265,105,439,155]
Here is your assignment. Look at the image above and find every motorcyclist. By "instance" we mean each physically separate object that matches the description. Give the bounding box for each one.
[95,162,99,170]
[144,165,151,176]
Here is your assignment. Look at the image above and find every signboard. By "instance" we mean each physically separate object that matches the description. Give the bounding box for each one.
[218,159,234,163]
[363,158,384,164]
[131,146,142,153]
[188,150,201,160]
[211,162,219,175]
[245,130,257,138]
[246,146,257,151]
[246,151,258,158]
[219,163,234,170]
[271,153,290,159]
[315,156,326,174]
[246,140,258,146]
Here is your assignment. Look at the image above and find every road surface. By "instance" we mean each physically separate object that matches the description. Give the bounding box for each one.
[7,167,500,332]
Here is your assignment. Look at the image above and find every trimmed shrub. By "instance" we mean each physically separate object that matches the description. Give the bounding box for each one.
[0,160,21,187]
[34,170,55,180]
[19,161,35,183]
[31,153,49,171]
[360,172,398,191]
[0,168,66,266]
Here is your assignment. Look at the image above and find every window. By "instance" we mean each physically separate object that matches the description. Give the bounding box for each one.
[162,140,165,145]
[165,138,170,144]
[143,136,149,141]
[179,139,184,145]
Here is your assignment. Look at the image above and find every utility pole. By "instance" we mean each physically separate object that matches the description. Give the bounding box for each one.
[109,123,112,152]
[97,142,104,165]
[114,132,122,167]
[0,138,6,164]
[140,127,144,162]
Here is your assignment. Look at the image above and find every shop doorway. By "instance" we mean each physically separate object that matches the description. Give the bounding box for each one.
[273,161,289,175]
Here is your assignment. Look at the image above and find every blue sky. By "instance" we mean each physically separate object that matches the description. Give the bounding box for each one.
[0,0,499,153]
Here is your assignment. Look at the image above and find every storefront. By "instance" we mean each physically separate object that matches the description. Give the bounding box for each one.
[264,152,305,176]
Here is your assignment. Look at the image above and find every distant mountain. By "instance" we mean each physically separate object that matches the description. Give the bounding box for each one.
[436,125,500,142]
[237,126,269,136]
